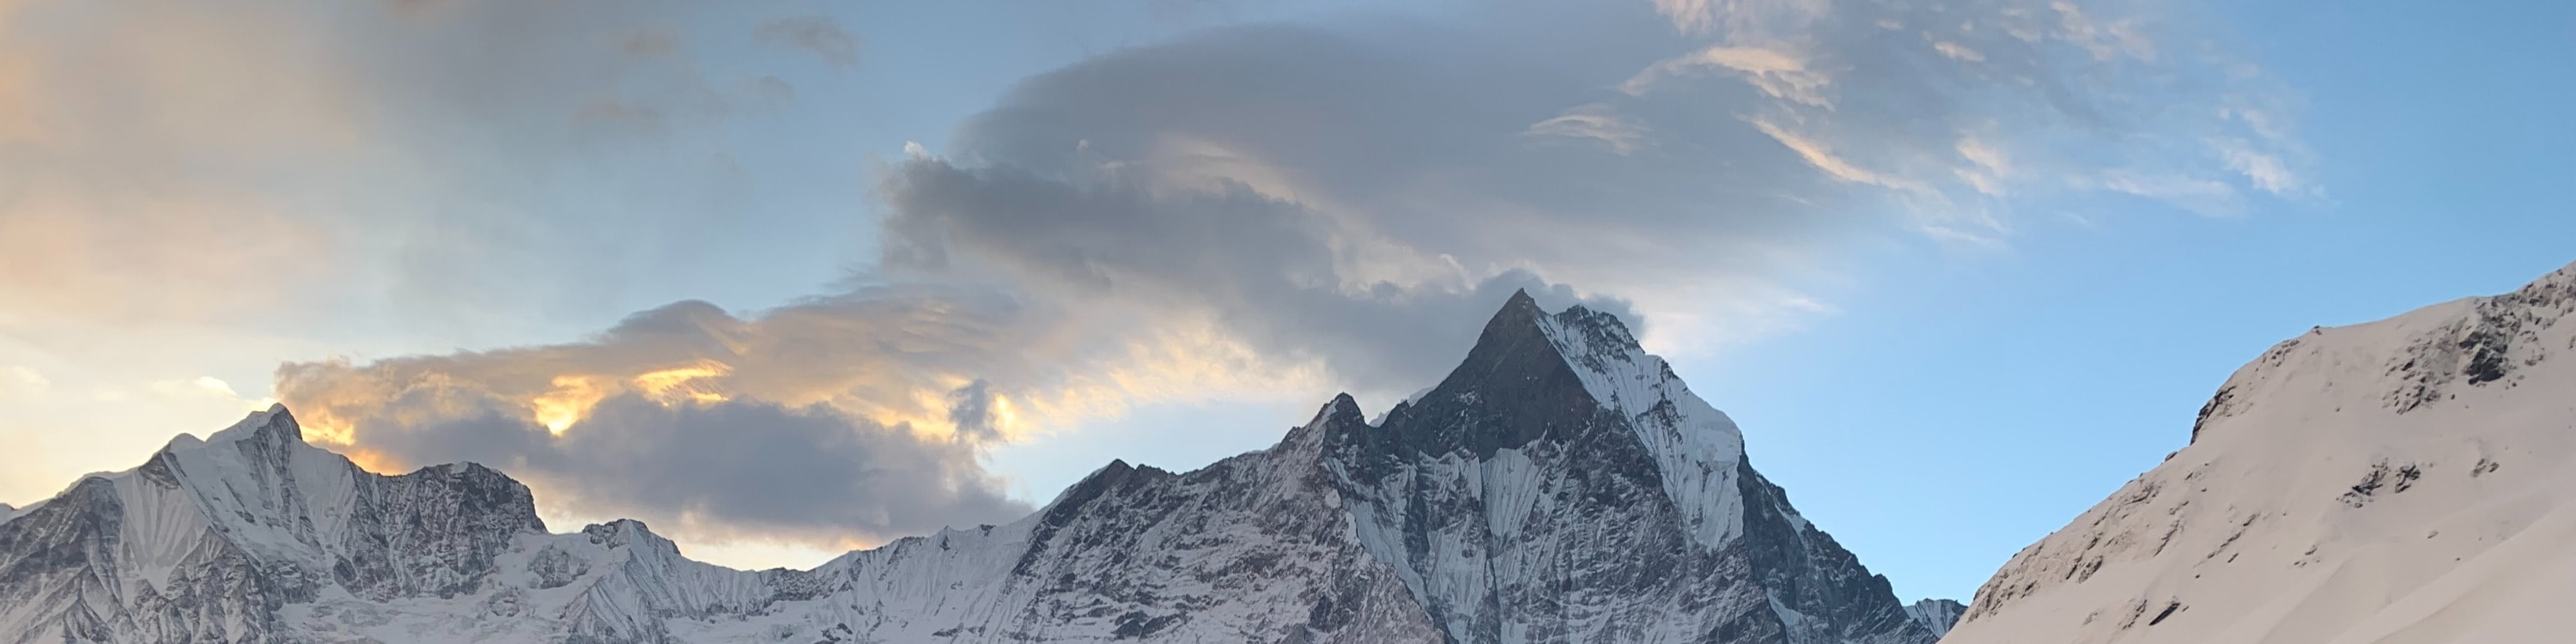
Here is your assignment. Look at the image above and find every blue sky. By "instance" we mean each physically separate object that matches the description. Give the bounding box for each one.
[0,0,2566,603]
[1711,0,2576,600]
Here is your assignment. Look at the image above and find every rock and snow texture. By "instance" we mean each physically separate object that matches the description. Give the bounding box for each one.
[1904,599,1965,638]
[0,406,550,644]
[1945,260,2576,644]
[1327,293,1931,644]
[0,292,1930,644]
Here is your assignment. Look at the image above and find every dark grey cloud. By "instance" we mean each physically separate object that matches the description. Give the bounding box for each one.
[329,392,1024,544]
[279,286,1063,544]
[858,18,1856,392]
[946,380,999,443]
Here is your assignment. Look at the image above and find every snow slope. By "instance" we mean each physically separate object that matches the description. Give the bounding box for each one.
[0,292,1937,644]
[1944,261,2576,644]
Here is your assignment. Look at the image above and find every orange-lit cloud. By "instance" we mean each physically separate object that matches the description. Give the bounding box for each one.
[530,375,611,434]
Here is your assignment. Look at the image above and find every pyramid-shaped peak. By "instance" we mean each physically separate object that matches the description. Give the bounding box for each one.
[1309,392,1366,427]
[1479,289,1548,341]
[1472,289,1643,361]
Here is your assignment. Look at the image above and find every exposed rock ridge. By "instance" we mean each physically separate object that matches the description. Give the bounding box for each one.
[1902,598,1964,637]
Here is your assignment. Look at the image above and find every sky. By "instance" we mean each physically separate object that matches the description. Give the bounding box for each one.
[0,0,2567,604]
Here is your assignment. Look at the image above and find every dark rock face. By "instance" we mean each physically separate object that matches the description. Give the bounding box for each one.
[2384,266,2574,413]
[1734,463,1930,644]
[1364,290,1605,460]
[333,462,547,600]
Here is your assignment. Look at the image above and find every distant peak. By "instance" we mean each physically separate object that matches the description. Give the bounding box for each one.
[1318,393,1365,424]
[202,404,306,447]
[582,518,682,556]
[161,433,206,453]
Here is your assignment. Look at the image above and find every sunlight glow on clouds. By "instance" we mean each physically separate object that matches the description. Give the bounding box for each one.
[0,0,2317,571]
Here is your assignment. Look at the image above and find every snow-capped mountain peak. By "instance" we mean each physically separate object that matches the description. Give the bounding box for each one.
[1324,294,1929,643]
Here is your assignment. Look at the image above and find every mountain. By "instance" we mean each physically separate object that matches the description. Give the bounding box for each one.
[1903,599,1963,638]
[0,293,1939,643]
[1943,261,2576,643]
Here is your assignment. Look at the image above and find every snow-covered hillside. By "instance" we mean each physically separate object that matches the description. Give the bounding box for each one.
[0,292,1938,643]
[1944,261,2576,644]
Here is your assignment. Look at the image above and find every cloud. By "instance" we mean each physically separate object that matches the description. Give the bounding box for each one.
[0,366,46,395]
[1523,104,1654,155]
[1746,117,1931,194]
[318,392,1025,545]
[2049,0,2156,63]
[2098,170,2241,215]
[1683,0,2305,226]
[756,15,860,70]
[1931,40,1986,63]
[251,0,2313,559]
[1625,45,1834,107]
[273,289,1059,543]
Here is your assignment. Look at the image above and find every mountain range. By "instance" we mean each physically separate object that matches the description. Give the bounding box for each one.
[6,261,2571,643]
[0,292,1944,643]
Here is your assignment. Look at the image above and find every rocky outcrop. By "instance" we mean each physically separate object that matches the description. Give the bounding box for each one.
[1903,598,1964,637]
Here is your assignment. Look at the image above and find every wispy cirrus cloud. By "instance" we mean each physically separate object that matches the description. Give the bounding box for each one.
[1627,0,2313,232]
